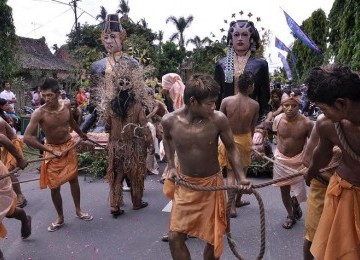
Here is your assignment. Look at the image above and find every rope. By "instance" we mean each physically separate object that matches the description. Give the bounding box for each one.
[26,139,82,164]
[10,166,91,185]
[335,122,360,163]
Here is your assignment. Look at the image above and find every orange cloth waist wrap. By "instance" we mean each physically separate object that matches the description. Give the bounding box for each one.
[40,138,78,189]
[168,172,227,258]
[310,172,360,260]
[1,138,24,170]
[0,161,16,238]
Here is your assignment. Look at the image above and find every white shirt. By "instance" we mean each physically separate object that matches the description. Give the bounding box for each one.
[0,90,16,109]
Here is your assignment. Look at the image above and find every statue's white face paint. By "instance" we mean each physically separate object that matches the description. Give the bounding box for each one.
[230,22,252,55]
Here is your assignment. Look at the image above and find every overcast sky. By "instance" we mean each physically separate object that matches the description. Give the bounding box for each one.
[8,0,334,71]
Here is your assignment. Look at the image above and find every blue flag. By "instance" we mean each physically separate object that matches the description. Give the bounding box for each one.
[283,10,322,54]
[275,37,291,52]
[278,52,293,80]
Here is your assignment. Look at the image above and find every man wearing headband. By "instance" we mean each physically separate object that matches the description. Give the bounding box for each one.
[214,20,270,120]
[271,89,313,229]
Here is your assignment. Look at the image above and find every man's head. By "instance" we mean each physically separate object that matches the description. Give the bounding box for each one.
[227,20,260,53]
[271,88,283,105]
[60,90,67,99]
[238,72,254,95]
[101,14,126,54]
[305,64,360,121]
[184,74,219,117]
[40,78,60,104]
[2,81,11,91]
[281,89,301,118]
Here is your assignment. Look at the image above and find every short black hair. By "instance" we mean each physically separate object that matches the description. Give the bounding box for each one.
[40,78,60,93]
[238,72,254,94]
[184,73,220,105]
[271,88,282,98]
[2,81,9,87]
[305,64,360,105]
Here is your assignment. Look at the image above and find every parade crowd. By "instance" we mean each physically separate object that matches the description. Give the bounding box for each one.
[1,14,360,260]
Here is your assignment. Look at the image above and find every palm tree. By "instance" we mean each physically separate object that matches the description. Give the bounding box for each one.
[139,18,148,28]
[186,36,212,49]
[166,15,194,49]
[117,0,130,22]
[96,6,107,22]
[157,30,164,45]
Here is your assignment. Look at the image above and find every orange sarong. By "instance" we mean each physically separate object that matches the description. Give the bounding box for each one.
[310,173,360,259]
[40,138,78,189]
[1,137,24,170]
[169,172,227,258]
[0,161,17,238]
[218,132,252,169]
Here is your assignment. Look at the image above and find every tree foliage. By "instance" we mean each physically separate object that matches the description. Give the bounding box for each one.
[290,9,327,81]
[166,15,194,50]
[153,42,185,78]
[0,0,20,79]
[328,0,360,70]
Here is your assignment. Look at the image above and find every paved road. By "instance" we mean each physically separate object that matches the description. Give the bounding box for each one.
[2,163,306,260]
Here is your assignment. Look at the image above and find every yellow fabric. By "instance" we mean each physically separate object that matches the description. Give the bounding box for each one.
[40,138,78,189]
[0,160,16,238]
[169,172,227,258]
[218,132,252,169]
[310,173,360,260]
[1,138,24,170]
[304,178,327,241]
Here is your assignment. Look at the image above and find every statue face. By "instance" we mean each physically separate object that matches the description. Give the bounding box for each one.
[102,32,122,54]
[230,23,252,54]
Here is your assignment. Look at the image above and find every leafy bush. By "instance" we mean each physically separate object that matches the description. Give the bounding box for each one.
[78,150,108,179]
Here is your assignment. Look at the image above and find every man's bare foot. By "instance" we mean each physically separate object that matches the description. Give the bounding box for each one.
[76,212,93,221]
[282,216,296,229]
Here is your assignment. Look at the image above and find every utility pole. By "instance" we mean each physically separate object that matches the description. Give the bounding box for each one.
[72,0,81,45]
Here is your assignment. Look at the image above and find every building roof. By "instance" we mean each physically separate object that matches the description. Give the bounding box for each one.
[18,36,73,72]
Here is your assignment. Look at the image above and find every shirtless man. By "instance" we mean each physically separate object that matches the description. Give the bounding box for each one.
[23,78,92,233]
[218,71,259,217]
[263,89,313,229]
[301,114,342,260]
[162,73,251,260]
[304,64,360,259]
[0,134,30,260]
[0,117,27,208]
[146,99,168,123]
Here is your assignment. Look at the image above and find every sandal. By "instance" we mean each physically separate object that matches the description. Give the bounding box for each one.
[282,216,296,229]
[76,212,93,221]
[47,222,64,232]
[291,196,302,220]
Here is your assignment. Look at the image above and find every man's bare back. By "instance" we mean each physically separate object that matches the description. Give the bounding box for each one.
[275,113,313,157]
[220,94,259,135]
[315,116,360,186]
[162,109,226,178]
[0,118,16,140]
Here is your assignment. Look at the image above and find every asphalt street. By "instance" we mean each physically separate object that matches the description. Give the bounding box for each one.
[2,162,306,260]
